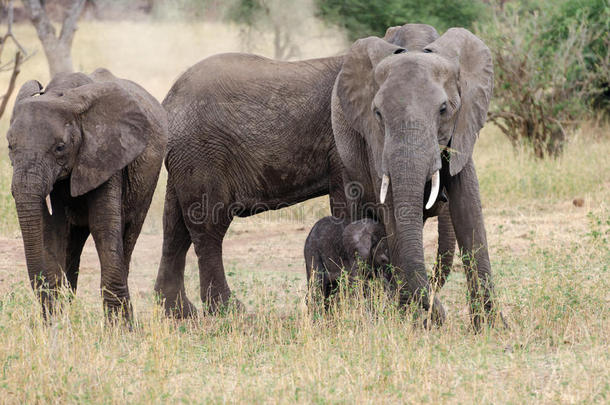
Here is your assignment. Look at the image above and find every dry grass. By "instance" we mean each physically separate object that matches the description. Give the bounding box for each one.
[0,20,609,404]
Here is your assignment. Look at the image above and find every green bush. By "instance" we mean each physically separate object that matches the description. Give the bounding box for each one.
[477,0,609,158]
[150,0,224,20]
[315,0,486,40]
[541,0,610,113]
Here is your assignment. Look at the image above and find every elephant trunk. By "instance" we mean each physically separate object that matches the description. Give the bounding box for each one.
[12,165,58,316]
[15,196,46,288]
[384,124,445,324]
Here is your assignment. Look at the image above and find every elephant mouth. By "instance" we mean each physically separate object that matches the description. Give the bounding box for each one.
[379,170,440,210]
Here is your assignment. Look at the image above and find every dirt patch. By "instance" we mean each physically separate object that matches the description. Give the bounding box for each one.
[0,202,593,297]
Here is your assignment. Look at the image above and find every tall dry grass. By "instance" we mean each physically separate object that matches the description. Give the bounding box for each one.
[0,227,607,403]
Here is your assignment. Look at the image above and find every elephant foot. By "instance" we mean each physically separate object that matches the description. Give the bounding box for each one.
[202,293,245,316]
[471,307,509,333]
[103,298,134,328]
[422,296,446,329]
[165,295,198,319]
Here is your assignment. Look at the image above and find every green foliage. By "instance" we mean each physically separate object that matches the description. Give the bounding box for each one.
[224,0,313,60]
[541,0,610,113]
[315,0,487,40]
[150,0,224,20]
[225,0,265,26]
[477,0,609,158]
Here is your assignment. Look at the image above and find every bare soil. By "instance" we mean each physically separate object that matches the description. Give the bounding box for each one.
[0,200,591,300]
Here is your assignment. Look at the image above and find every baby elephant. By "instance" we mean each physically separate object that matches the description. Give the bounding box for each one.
[7,69,167,321]
[304,216,389,303]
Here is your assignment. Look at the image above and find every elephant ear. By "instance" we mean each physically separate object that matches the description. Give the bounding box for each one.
[11,80,43,120]
[423,28,493,176]
[384,23,439,51]
[336,37,405,174]
[343,221,373,262]
[64,81,151,197]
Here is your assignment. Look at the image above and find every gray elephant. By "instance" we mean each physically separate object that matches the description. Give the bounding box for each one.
[153,24,456,317]
[7,69,167,320]
[332,24,503,329]
[304,216,389,303]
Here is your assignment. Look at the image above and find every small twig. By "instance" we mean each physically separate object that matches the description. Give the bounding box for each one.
[0,51,22,118]
[0,49,34,71]
[0,0,32,119]
[0,1,26,60]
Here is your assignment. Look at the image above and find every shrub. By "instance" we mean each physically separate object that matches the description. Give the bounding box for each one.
[477,1,609,158]
[225,0,315,60]
[315,0,486,40]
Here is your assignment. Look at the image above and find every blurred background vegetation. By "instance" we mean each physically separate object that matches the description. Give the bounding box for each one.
[1,0,606,157]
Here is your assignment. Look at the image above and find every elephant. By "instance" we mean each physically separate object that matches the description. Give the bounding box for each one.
[153,24,456,318]
[7,68,167,320]
[304,216,389,303]
[332,24,503,330]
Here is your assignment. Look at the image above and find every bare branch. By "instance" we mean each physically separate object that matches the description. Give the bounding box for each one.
[0,0,26,61]
[59,0,87,47]
[0,50,22,118]
[21,0,58,48]
[0,0,32,119]
[21,0,85,76]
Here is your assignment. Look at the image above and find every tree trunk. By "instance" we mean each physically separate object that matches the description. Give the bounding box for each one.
[21,0,86,78]
[42,39,74,77]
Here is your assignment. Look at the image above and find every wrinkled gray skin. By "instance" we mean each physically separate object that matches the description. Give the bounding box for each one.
[7,69,167,321]
[154,26,457,318]
[304,217,390,303]
[333,24,503,330]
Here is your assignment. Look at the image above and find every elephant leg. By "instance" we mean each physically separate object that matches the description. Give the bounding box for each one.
[64,225,89,293]
[447,158,504,331]
[123,171,159,274]
[88,175,131,321]
[328,148,348,220]
[154,182,196,318]
[188,218,240,314]
[431,204,456,291]
[122,221,141,275]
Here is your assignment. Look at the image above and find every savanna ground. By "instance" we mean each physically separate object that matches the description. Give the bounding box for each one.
[0,20,608,403]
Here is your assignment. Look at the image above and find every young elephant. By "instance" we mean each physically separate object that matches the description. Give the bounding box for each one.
[7,69,167,320]
[304,217,389,302]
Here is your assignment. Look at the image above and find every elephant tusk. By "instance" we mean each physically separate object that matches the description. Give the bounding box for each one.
[45,195,53,216]
[425,170,440,210]
[380,174,390,204]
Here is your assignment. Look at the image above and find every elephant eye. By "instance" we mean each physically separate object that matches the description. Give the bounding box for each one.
[393,48,406,54]
[55,143,66,153]
[440,102,447,115]
[374,109,383,121]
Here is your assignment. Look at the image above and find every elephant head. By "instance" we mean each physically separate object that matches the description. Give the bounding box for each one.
[342,218,389,276]
[334,26,493,317]
[7,73,153,291]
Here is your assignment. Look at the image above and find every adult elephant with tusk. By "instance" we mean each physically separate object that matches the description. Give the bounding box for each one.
[153,23,457,318]
[332,24,504,330]
[7,69,167,321]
